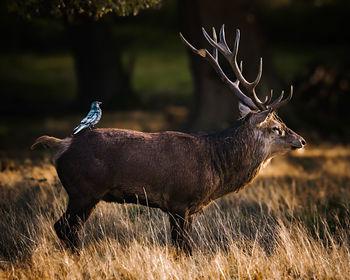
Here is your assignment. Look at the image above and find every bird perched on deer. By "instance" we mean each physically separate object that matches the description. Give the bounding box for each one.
[73,101,102,135]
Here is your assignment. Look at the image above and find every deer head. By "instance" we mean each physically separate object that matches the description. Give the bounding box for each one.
[180,25,305,158]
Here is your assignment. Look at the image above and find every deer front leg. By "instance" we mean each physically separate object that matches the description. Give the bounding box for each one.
[54,198,98,251]
[168,211,193,254]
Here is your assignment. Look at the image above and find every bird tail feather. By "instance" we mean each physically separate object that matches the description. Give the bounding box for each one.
[73,125,86,135]
[31,136,62,150]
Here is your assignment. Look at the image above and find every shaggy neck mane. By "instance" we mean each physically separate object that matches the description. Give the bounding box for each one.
[202,119,269,199]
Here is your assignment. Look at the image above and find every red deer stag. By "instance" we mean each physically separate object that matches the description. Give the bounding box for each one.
[31,25,305,252]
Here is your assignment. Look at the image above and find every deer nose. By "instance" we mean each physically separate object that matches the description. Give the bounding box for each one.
[291,136,306,150]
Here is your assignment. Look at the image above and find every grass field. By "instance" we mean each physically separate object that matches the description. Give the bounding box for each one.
[0,114,349,279]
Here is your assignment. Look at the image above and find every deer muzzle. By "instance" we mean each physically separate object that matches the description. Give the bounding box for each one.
[291,136,306,150]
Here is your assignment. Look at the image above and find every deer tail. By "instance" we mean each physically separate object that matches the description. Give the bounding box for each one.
[31,136,62,150]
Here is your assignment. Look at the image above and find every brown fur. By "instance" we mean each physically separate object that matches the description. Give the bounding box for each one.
[32,113,305,253]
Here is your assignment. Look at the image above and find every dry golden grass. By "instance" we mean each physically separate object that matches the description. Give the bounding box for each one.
[0,144,350,279]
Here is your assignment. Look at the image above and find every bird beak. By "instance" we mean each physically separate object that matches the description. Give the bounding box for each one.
[98,102,102,105]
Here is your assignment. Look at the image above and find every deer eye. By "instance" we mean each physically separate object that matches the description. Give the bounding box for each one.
[273,127,283,135]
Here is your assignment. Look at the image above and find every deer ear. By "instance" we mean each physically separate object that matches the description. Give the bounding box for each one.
[238,102,252,117]
[250,110,271,125]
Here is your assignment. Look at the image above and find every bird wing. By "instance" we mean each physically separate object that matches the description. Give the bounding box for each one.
[86,112,99,125]
[80,109,96,125]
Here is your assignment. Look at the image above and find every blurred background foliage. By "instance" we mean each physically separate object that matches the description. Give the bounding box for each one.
[0,0,349,148]
[8,0,162,18]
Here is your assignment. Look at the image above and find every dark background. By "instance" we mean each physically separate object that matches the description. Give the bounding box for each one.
[0,0,349,152]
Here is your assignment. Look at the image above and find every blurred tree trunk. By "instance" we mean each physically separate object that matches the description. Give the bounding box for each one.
[65,15,136,110]
[179,0,270,131]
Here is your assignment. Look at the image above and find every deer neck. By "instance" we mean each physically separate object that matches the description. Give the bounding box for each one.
[206,124,269,199]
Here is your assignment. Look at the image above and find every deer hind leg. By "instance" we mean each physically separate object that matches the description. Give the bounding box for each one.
[168,210,194,254]
[54,197,98,251]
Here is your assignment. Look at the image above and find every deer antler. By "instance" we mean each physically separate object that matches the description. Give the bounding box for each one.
[180,25,293,111]
[180,28,259,110]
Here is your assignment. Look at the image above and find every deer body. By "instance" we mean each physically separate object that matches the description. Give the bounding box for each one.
[56,129,217,214]
[54,123,270,214]
[32,26,305,252]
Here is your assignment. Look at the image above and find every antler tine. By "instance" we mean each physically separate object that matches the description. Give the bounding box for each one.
[268,85,293,111]
[263,89,273,105]
[230,28,266,110]
[250,58,266,110]
[219,24,230,51]
[212,27,218,61]
[234,61,243,87]
[231,28,262,91]
[179,32,259,110]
